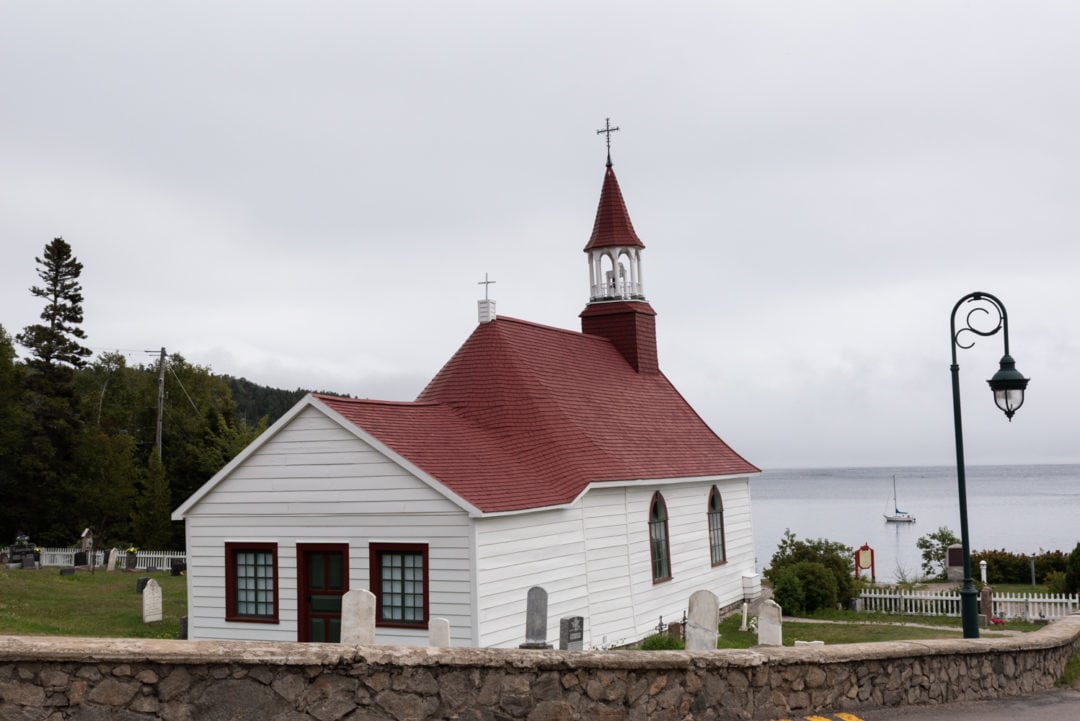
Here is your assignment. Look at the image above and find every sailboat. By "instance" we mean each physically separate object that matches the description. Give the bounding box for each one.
[883,475,916,523]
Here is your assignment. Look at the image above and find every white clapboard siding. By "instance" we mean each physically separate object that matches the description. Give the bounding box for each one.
[580,478,754,648]
[472,475,755,649]
[183,406,475,646]
[473,507,589,648]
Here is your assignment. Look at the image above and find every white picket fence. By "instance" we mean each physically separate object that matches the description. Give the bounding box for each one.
[860,587,1079,621]
[4,546,185,571]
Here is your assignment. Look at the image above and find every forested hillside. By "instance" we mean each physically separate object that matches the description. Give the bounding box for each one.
[0,238,340,551]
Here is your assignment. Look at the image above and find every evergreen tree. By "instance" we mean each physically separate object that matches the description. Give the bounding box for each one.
[0,325,29,542]
[14,237,92,545]
[130,450,174,549]
[16,237,92,373]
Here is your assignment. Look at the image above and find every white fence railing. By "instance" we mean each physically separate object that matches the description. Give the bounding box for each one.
[993,592,1080,622]
[3,546,185,572]
[860,588,963,617]
[859,587,1080,621]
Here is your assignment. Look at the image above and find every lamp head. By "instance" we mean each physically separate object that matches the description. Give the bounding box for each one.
[987,354,1029,421]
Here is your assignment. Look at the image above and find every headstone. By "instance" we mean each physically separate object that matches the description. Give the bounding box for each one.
[147,566,158,573]
[429,617,451,647]
[946,544,964,582]
[559,616,584,651]
[339,589,376,645]
[59,567,76,576]
[756,599,783,647]
[685,589,720,651]
[21,556,35,570]
[73,551,87,567]
[126,552,138,570]
[136,577,151,594]
[739,601,749,632]
[106,548,119,572]
[519,586,552,649]
[667,620,684,641]
[142,579,163,623]
[170,559,186,576]
[794,640,824,646]
[980,585,994,623]
[178,616,188,640]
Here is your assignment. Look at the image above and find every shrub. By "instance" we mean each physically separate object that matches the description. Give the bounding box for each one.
[770,566,805,616]
[1046,571,1068,595]
[1066,543,1080,595]
[765,529,854,610]
[916,527,959,580]
[792,561,839,613]
[971,548,1069,585]
[638,633,685,651]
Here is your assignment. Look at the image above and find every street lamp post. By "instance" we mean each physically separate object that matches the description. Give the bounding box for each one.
[949,291,1029,639]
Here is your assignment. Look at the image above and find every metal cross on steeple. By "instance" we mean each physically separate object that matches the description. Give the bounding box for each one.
[596,117,620,167]
[478,272,496,300]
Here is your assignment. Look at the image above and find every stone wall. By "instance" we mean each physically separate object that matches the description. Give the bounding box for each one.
[1,615,1078,721]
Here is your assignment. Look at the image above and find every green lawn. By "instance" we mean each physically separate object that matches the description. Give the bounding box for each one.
[0,565,186,639]
[714,610,1031,649]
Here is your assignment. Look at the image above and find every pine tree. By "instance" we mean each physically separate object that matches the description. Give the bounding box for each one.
[0,325,30,541]
[17,237,92,373]
[14,237,93,544]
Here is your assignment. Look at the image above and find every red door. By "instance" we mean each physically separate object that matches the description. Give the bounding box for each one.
[297,544,348,642]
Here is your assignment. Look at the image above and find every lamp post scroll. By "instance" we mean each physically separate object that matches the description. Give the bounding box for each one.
[949,291,1029,639]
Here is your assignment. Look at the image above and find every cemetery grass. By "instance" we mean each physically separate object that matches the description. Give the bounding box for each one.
[0,566,185,639]
[714,612,1032,649]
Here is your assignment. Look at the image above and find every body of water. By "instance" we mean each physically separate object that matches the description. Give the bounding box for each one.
[750,464,1080,583]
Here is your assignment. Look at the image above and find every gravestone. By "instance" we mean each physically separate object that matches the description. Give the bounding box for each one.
[136,577,151,594]
[142,579,163,623]
[428,618,451,647]
[519,586,552,649]
[667,620,683,641]
[946,544,964,582]
[739,601,749,632]
[178,616,188,640]
[559,616,584,651]
[146,566,158,573]
[685,589,719,651]
[170,559,187,576]
[794,640,824,646]
[106,548,119,572]
[756,599,783,647]
[59,567,76,576]
[339,589,376,645]
[980,585,994,624]
[73,551,87,567]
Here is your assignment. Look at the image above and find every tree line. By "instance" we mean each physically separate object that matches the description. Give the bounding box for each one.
[0,237,313,551]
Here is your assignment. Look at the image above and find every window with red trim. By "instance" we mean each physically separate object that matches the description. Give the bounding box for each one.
[225,542,279,623]
[649,492,672,583]
[708,486,727,566]
[370,543,429,628]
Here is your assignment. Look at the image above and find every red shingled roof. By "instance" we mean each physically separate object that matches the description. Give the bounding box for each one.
[314,317,757,513]
[583,164,645,251]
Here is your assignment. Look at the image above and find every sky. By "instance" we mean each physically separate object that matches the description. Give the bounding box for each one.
[2,2,1078,470]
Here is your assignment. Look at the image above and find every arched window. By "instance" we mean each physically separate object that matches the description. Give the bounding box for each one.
[708,486,726,566]
[649,492,672,583]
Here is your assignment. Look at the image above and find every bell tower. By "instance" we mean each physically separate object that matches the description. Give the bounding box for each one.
[580,120,658,374]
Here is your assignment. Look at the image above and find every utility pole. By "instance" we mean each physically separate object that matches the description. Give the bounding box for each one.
[155,347,165,460]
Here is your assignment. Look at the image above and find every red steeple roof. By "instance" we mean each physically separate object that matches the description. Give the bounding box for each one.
[584,164,645,252]
[314,317,757,514]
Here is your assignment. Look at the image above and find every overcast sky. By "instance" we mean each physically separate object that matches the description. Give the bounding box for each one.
[2,2,1077,470]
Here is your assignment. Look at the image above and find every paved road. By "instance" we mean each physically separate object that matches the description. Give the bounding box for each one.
[766,688,1080,721]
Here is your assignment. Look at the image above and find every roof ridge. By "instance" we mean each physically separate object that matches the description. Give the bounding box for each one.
[313,394,441,408]
[489,316,616,344]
